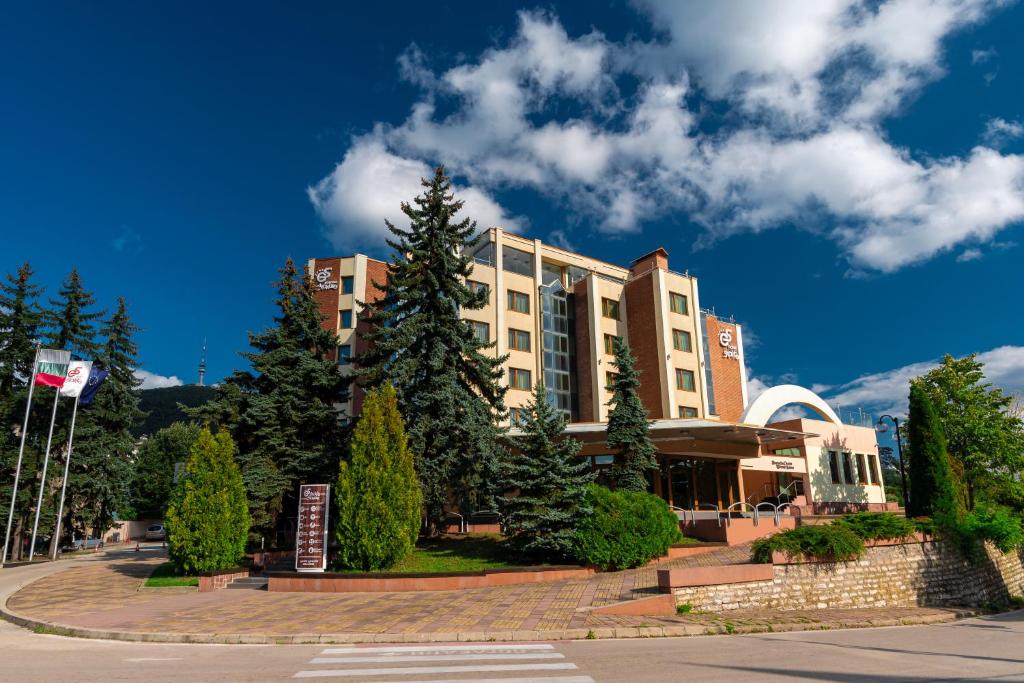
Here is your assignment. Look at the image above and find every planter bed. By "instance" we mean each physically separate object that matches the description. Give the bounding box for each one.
[267,565,594,593]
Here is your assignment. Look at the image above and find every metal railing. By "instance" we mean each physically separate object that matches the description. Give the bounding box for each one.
[694,503,722,527]
[668,505,689,524]
[726,501,759,527]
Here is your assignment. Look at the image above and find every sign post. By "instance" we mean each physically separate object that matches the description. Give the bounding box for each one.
[295,484,330,572]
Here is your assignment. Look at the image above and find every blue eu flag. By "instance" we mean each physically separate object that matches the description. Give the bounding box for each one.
[79,368,109,405]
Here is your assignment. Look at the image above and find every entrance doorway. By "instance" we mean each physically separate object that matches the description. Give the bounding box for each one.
[657,456,741,510]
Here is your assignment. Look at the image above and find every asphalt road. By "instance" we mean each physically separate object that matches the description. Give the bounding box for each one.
[1,609,1022,682]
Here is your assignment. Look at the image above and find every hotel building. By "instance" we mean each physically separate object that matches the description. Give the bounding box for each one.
[309,228,891,541]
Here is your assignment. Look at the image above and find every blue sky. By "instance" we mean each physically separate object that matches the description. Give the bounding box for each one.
[3,1,1023,421]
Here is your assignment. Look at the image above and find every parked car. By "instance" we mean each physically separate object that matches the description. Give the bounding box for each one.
[144,524,166,541]
[70,536,104,551]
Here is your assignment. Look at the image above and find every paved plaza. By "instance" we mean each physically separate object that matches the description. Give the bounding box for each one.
[2,548,972,643]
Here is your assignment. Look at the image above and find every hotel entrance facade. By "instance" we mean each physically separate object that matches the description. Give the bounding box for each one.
[310,228,891,543]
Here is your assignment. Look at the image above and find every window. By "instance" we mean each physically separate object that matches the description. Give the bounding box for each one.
[472,321,490,344]
[467,280,489,298]
[341,276,353,295]
[601,297,620,320]
[508,328,530,352]
[541,262,563,286]
[337,344,351,365]
[507,290,530,314]
[672,329,692,352]
[508,367,532,390]
[670,292,688,315]
[502,246,534,276]
[509,407,528,426]
[567,266,589,286]
[856,453,869,484]
[676,368,696,391]
[472,241,496,267]
[869,455,881,485]
[842,452,855,485]
[603,333,619,355]
[605,371,618,390]
[678,406,698,418]
[774,447,801,456]
[340,309,353,328]
[829,451,842,484]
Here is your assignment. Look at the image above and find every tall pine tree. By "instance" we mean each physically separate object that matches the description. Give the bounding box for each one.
[190,258,347,540]
[906,380,963,521]
[44,268,102,358]
[500,383,593,561]
[357,167,507,533]
[606,337,657,492]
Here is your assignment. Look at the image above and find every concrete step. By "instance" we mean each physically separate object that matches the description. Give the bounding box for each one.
[226,577,268,590]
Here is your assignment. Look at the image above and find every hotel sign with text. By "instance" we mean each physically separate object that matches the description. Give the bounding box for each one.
[718,328,739,360]
[295,484,330,572]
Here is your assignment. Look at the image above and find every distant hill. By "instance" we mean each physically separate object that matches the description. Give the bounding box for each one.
[135,385,217,437]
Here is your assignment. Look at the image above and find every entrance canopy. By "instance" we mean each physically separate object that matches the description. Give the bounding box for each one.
[540,419,817,460]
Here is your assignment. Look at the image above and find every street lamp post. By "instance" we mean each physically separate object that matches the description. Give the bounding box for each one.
[876,415,909,518]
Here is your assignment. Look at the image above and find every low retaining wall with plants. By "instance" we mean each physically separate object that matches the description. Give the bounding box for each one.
[666,540,1024,612]
[198,568,251,592]
[267,565,594,592]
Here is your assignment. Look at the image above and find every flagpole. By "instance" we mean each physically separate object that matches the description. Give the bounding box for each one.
[28,388,61,561]
[1,344,40,568]
[50,395,80,561]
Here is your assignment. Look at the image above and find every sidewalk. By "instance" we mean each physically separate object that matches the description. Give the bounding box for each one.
[1,548,979,644]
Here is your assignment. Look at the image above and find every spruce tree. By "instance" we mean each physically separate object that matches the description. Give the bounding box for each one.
[130,422,201,519]
[0,263,44,397]
[906,381,963,521]
[500,383,593,561]
[606,337,657,492]
[58,297,143,549]
[357,167,507,533]
[190,258,347,539]
[165,428,250,574]
[335,385,422,570]
[44,268,102,358]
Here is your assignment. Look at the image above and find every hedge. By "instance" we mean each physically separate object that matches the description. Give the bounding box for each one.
[751,524,865,564]
[833,512,917,541]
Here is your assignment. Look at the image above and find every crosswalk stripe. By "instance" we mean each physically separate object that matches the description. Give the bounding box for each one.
[339,678,595,683]
[310,653,565,664]
[319,644,554,654]
[293,662,579,678]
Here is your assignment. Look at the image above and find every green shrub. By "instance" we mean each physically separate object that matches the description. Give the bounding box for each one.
[833,512,916,541]
[335,385,422,571]
[912,516,936,535]
[676,603,693,614]
[165,429,251,574]
[961,504,1024,554]
[751,524,865,564]
[573,484,682,570]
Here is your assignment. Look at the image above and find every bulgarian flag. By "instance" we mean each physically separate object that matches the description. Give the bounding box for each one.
[34,349,72,388]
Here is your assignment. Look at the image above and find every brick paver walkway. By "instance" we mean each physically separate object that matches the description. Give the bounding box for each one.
[5,548,967,639]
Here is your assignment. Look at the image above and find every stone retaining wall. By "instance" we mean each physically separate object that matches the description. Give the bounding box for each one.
[672,541,1024,612]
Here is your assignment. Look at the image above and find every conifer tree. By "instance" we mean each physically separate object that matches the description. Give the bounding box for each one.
[606,337,657,492]
[0,263,44,397]
[165,428,250,574]
[335,385,421,570]
[357,167,507,533]
[130,422,201,519]
[190,258,347,539]
[44,268,102,358]
[500,383,593,561]
[906,381,963,521]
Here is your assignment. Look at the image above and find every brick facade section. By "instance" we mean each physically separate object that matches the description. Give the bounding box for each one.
[703,315,745,422]
[624,272,667,419]
[629,247,669,276]
[309,257,342,339]
[573,280,594,422]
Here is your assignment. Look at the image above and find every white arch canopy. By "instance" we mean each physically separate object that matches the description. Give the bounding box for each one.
[741,384,842,426]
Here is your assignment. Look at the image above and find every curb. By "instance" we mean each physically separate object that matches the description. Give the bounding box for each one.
[0,599,979,645]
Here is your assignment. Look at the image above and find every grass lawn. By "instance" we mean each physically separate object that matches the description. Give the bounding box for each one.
[343,534,543,574]
[675,536,703,546]
[144,562,199,587]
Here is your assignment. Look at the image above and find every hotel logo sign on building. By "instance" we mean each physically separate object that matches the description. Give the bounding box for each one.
[314,267,338,291]
[719,328,739,360]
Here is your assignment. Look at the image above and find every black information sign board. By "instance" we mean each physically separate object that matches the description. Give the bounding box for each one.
[295,484,330,572]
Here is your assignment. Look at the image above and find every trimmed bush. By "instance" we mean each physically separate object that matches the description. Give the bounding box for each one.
[165,429,251,574]
[573,484,682,570]
[960,504,1024,554]
[751,524,865,564]
[833,512,916,541]
[334,385,422,571]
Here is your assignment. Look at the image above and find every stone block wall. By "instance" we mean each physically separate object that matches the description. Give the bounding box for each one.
[672,541,1024,612]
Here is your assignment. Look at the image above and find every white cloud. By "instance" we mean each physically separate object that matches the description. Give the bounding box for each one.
[957,248,983,262]
[971,46,997,63]
[309,3,1024,271]
[824,346,1024,416]
[982,117,1024,148]
[135,369,183,390]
